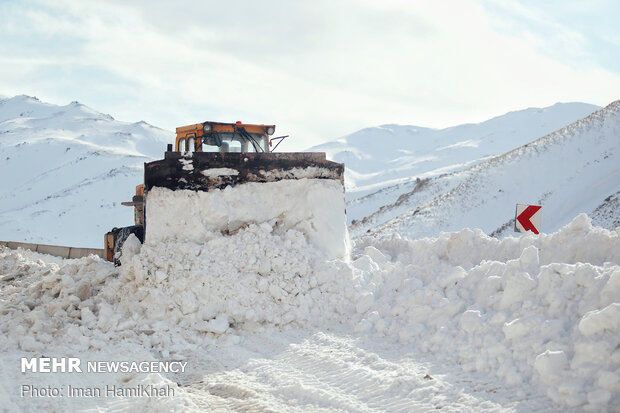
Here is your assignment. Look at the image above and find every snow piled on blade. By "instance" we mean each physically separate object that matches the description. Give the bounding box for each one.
[119,223,357,331]
[144,180,350,260]
[0,209,619,410]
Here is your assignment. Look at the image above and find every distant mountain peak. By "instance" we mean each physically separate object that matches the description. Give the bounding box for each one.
[350,99,620,239]
[0,95,175,247]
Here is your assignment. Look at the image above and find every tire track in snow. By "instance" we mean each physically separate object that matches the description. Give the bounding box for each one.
[182,331,561,412]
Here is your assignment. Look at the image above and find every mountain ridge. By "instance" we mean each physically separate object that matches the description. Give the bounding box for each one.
[0,95,173,247]
[1,94,614,247]
[351,100,620,238]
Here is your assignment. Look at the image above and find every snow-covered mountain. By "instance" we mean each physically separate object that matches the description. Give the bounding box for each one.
[1,94,615,247]
[351,101,620,238]
[312,103,598,187]
[309,102,600,224]
[0,95,172,247]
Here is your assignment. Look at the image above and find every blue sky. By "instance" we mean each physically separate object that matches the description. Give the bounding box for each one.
[1,0,618,150]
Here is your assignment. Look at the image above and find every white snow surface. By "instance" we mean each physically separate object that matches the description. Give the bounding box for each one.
[1,94,611,248]
[0,95,172,247]
[350,100,620,238]
[145,179,350,260]
[309,102,600,224]
[1,203,618,411]
[2,94,619,410]
[200,167,239,177]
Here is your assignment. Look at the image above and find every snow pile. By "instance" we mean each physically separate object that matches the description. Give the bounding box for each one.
[353,214,620,410]
[1,209,618,410]
[103,178,355,346]
[112,222,359,338]
[0,179,356,355]
[145,179,350,260]
[0,249,115,352]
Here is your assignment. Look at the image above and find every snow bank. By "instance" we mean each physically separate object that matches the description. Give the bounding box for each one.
[145,179,350,260]
[0,176,358,356]
[353,214,620,410]
[1,212,618,410]
[113,223,360,337]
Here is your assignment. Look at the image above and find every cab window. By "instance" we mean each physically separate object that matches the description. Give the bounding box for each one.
[178,138,186,152]
[200,132,268,153]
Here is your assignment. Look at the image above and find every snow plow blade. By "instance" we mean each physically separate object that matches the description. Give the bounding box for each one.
[144,151,344,191]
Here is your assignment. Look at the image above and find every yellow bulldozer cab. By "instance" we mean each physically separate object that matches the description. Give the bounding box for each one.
[175,121,275,153]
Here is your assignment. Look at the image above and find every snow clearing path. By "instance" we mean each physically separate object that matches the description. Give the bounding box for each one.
[174,329,558,412]
[0,329,559,412]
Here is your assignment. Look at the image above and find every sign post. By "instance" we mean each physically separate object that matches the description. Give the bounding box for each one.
[515,204,542,234]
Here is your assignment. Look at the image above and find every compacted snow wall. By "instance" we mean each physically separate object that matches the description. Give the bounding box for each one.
[144,179,350,260]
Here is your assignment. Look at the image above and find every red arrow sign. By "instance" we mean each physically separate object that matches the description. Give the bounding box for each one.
[517,205,542,234]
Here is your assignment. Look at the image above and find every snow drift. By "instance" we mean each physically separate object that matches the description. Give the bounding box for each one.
[354,214,620,408]
[1,190,618,411]
[145,179,350,260]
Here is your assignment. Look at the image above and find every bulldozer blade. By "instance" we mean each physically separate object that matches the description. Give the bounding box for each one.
[144,152,344,192]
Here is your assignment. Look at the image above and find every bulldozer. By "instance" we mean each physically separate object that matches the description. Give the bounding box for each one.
[104,120,344,264]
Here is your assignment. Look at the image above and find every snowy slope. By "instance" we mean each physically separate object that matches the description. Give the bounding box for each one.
[0,95,172,247]
[0,95,611,247]
[308,103,599,223]
[352,101,620,239]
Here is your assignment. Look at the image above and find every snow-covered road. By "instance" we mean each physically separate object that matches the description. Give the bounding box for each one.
[1,329,560,412]
[0,179,618,412]
[179,329,560,412]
